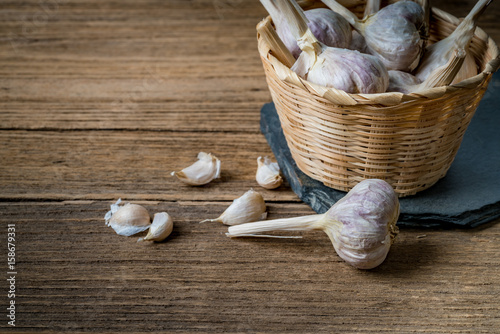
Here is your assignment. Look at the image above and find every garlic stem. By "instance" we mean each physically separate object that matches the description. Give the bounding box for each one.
[257,19,296,68]
[363,0,380,19]
[227,214,325,237]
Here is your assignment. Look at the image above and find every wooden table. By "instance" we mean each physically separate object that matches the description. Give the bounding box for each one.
[1,0,499,332]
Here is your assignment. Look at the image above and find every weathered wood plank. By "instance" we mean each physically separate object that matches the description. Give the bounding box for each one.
[0,130,299,201]
[0,201,499,332]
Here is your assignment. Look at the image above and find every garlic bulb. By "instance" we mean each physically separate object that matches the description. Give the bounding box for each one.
[388,48,466,93]
[268,0,388,94]
[256,156,283,189]
[138,212,173,243]
[227,179,400,270]
[414,0,490,82]
[200,189,267,225]
[105,199,151,236]
[171,152,221,186]
[322,0,425,71]
[387,70,422,93]
[260,0,351,58]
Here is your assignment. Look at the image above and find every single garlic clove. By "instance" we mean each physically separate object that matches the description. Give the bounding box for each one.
[256,156,283,189]
[105,200,151,236]
[137,212,173,243]
[200,189,267,226]
[171,152,221,186]
[227,179,400,270]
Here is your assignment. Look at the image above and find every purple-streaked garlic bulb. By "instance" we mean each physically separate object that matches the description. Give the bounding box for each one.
[260,0,351,58]
[264,0,388,94]
[414,0,490,83]
[227,179,400,270]
[322,0,425,72]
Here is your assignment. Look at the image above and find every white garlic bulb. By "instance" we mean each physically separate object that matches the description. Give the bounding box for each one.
[200,189,267,225]
[260,0,352,58]
[256,156,283,189]
[105,199,151,236]
[171,152,221,186]
[414,0,490,82]
[269,0,388,94]
[387,48,466,94]
[138,212,173,243]
[322,0,425,72]
[227,179,400,270]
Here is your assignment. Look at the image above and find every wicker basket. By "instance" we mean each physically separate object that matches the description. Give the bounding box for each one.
[257,0,500,197]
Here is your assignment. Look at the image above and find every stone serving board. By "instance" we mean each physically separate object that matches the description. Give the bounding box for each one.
[260,73,500,228]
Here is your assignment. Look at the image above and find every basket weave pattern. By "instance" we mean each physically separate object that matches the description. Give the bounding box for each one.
[258,1,499,197]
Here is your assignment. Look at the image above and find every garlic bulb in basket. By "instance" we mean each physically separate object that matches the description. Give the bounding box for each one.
[387,48,466,93]
[414,0,491,83]
[260,0,351,58]
[265,0,388,94]
[227,179,400,270]
[322,0,425,71]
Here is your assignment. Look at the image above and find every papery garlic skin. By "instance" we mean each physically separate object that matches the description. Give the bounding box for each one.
[138,212,173,242]
[171,152,221,186]
[227,179,400,270]
[201,189,267,225]
[105,200,151,236]
[256,156,283,189]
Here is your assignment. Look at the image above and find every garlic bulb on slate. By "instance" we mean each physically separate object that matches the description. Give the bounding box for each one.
[171,152,221,186]
[414,0,491,83]
[138,212,173,243]
[105,199,151,236]
[267,0,388,94]
[260,0,351,58]
[256,156,283,189]
[322,0,425,71]
[227,179,400,270]
[200,189,267,225]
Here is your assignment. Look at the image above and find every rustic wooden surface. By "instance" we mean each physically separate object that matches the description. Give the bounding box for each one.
[1,0,499,332]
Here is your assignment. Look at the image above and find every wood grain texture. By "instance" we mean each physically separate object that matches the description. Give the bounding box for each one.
[1,0,499,332]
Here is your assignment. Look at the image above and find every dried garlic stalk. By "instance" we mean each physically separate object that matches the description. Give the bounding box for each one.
[105,199,151,236]
[256,156,283,189]
[171,152,221,186]
[138,212,173,243]
[200,189,267,225]
[227,179,400,270]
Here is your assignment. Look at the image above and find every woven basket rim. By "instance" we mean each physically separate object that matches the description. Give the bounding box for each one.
[257,6,500,106]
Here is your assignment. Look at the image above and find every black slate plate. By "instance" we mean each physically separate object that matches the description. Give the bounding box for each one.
[260,73,500,228]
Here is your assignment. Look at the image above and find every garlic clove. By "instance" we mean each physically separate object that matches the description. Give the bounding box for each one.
[256,156,283,189]
[105,200,151,236]
[200,189,267,226]
[137,212,173,243]
[227,179,400,270]
[171,152,221,186]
